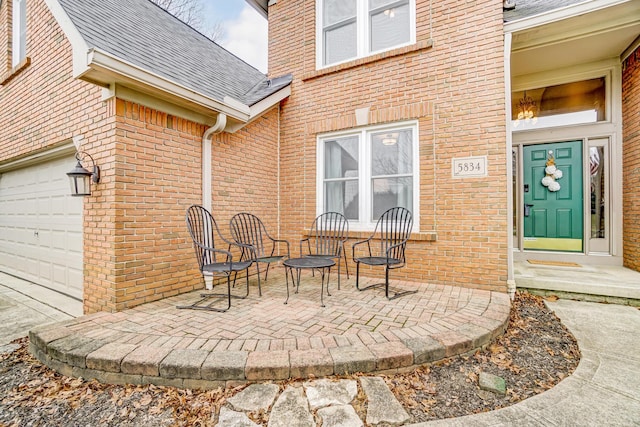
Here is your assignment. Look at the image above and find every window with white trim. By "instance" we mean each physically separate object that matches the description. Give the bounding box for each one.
[12,0,26,67]
[317,122,419,230]
[318,0,415,68]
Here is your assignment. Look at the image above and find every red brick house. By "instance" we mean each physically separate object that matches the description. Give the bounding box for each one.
[1,0,638,314]
[0,0,291,313]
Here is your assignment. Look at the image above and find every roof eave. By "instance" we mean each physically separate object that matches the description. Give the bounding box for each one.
[47,0,252,123]
[250,85,290,118]
[86,49,251,122]
[504,0,632,32]
[46,0,91,78]
[245,0,268,18]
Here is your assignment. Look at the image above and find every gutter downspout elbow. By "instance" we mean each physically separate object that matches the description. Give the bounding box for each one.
[202,113,227,212]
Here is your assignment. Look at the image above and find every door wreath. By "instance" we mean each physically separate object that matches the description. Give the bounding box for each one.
[541,151,563,192]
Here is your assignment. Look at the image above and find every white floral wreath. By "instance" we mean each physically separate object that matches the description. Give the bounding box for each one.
[541,151,563,192]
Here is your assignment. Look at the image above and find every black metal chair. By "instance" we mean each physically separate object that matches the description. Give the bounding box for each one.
[300,212,349,289]
[352,206,415,299]
[230,212,290,296]
[179,205,255,312]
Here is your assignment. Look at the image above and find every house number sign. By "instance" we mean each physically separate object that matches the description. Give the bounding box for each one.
[451,156,487,178]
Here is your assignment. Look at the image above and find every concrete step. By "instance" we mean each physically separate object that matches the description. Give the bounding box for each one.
[514,262,640,304]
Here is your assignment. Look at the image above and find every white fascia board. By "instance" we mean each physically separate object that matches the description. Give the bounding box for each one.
[45,0,91,78]
[249,85,291,120]
[224,86,290,133]
[504,0,633,33]
[87,49,250,121]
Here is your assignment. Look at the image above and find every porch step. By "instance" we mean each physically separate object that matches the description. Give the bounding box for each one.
[514,262,640,305]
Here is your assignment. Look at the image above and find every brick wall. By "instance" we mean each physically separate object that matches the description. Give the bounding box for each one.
[0,0,10,71]
[269,0,508,292]
[622,46,640,272]
[102,100,281,312]
[0,0,107,161]
[1,0,282,313]
[211,107,281,236]
[0,0,114,314]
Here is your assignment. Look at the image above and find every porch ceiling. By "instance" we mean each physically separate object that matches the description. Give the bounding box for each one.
[510,1,640,78]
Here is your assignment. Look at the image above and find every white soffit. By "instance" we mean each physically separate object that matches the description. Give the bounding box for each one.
[246,0,268,17]
[509,1,640,77]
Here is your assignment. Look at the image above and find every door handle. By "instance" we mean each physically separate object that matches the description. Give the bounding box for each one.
[524,204,534,217]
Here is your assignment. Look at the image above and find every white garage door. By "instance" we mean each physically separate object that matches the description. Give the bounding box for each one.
[0,154,83,299]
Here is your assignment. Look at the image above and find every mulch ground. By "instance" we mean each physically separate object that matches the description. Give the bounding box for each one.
[0,291,580,426]
[385,291,580,422]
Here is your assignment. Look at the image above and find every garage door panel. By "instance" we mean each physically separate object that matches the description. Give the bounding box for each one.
[52,231,65,250]
[0,154,83,299]
[53,265,66,285]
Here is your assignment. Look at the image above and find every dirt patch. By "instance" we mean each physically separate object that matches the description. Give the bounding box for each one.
[0,292,579,426]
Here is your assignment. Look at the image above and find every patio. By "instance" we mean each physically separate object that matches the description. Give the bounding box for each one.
[29,271,510,389]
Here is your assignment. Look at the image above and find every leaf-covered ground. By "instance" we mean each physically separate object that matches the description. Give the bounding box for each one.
[385,291,580,422]
[0,292,579,426]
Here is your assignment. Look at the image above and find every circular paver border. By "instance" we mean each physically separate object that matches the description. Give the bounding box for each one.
[29,287,510,389]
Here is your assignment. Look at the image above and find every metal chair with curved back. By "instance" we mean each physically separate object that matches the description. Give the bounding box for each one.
[300,211,349,289]
[179,205,255,312]
[352,206,416,299]
[230,212,290,296]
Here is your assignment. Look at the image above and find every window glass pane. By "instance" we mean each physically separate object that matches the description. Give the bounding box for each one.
[590,146,605,239]
[370,0,397,9]
[324,23,357,65]
[12,0,26,67]
[372,177,412,220]
[371,129,412,176]
[325,181,359,220]
[324,0,357,26]
[370,3,410,52]
[512,78,606,130]
[324,137,359,179]
[19,0,26,60]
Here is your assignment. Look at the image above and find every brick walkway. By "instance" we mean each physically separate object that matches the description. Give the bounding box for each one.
[29,272,510,389]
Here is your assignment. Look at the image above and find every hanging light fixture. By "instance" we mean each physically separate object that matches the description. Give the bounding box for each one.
[67,151,100,197]
[513,91,537,128]
[381,133,399,146]
[383,8,395,18]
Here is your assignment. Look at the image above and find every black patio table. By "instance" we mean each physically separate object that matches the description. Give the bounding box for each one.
[283,257,335,307]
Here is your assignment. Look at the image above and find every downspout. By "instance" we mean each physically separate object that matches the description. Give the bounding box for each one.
[201,113,227,290]
[504,32,516,300]
[202,113,227,212]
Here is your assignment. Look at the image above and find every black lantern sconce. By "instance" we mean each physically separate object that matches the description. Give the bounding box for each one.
[67,151,100,197]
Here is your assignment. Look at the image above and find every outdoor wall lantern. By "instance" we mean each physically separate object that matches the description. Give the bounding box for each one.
[67,151,100,197]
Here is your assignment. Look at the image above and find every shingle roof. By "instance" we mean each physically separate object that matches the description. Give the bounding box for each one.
[504,0,588,22]
[56,0,288,106]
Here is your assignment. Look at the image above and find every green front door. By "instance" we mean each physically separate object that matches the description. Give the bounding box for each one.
[523,141,583,252]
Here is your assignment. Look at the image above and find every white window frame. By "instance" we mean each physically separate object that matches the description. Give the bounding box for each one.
[316,0,416,69]
[316,121,420,231]
[12,0,26,68]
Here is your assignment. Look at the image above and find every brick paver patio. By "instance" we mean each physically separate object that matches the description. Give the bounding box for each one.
[29,271,510,389]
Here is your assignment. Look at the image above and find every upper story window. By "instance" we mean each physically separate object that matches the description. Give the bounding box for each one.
[512,77,606,130]
[317,122,419,230]
[318,0,415,68]
[12,0,27,67]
